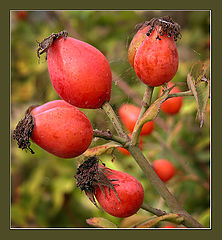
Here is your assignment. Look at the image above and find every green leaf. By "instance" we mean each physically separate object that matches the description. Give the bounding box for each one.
[136,214,184,228]
[120,215,149,228]
[76,142,121,166]
[187,61,210,127]
[134,87,172,133]
[196,78,210,127]
[83,142,121,157]
[86,217,118,228]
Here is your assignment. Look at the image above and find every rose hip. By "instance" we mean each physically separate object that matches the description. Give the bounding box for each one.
[13,100,93,158]
[95,167,144,218]
[118,104,154,136]
[47,36,112,109]
[152,159,175,182]
[160,82,183,115]
[128,17,180,87]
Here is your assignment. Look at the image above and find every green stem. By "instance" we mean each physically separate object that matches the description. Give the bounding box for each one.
[141,203,185,225]
[93,129,127,145]
[131,86,154,145]
[141,202,167,217]
[101,101,129,140]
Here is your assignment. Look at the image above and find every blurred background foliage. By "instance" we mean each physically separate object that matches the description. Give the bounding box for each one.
[11,10,210,228]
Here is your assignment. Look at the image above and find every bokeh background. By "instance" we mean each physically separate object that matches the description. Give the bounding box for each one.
[11,10,210,228]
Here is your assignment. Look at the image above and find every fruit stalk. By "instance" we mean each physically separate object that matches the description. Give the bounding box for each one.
[131,85,154,145]
[141,202,167,217]
[93,129,127,145]
[101,102,129,140]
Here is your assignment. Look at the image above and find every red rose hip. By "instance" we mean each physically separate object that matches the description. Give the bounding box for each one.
[47,36,112,109]
[160,82,183,115]
[118,104,154,136]
[152,159,175,182]
[94,167,144,218]
[14,100,93,158]
[128,17,180,87]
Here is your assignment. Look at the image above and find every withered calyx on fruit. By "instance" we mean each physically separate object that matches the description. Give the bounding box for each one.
[13,105,38,154]
[36,30,68,59]
[134,16,181,41]
[74,156,120,209]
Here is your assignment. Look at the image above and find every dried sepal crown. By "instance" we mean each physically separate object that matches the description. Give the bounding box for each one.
[13,105,38,154]
[134,16,181,41]
[74,156,120,209]
[37,30,68,59]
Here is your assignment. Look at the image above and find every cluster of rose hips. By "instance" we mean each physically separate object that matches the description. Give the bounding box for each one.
[13,16,183,220]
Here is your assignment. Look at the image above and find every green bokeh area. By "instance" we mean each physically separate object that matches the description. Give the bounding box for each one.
[11,10,210,228]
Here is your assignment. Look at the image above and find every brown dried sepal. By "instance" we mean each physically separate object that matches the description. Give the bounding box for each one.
[37,30,68,59]
[13,105,38,154]
[74,156,120,209]
[135,16,181,41]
